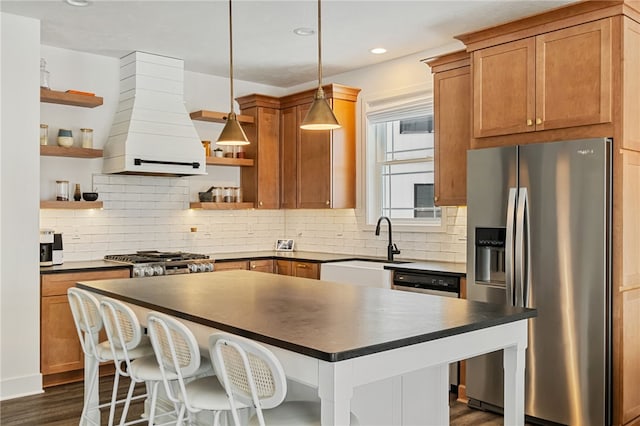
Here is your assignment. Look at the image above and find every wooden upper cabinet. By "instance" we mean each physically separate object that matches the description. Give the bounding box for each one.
[239,84,359,210]
[237,95,281,209]
[280,106,298,209]
[297,102,333,209]
[280,84,360,209]
[471,18,613,140]
[473,38,535,138]
[427,50,471,206]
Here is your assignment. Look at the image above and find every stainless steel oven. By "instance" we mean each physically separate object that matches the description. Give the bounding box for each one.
[392,270,461,390]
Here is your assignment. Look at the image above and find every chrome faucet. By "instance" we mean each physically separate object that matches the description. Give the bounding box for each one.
[375,216,401,261]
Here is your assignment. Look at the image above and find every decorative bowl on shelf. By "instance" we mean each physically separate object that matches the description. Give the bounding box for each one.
[57,136,74,147]
[82,192,98,201]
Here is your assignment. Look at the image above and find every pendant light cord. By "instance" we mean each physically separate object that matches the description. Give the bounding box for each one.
[228,0,235,114]
[317,0,322,87]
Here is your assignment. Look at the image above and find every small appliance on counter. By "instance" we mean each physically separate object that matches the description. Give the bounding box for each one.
[39,229,54,266]
[52,233,63,265]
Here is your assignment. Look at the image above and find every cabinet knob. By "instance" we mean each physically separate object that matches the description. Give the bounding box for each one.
[297,264,308,269]
[259,201,263,206]
[536,118,542,125]
[325,200,330,206]
[526,119,533,126]
[252,264,256,269]
[434,196,439,202]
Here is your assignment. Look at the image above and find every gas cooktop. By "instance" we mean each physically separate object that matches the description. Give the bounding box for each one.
[104,251,209,264]
[105,251,213,276]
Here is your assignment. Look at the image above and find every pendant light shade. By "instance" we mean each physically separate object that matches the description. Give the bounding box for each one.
[217,0,249,146]
[300,0,341,131]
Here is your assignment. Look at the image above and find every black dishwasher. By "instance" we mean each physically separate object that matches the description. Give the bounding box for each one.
[392,270,460,297]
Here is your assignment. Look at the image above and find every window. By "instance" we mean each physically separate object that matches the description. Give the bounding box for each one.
[365,88,443,228]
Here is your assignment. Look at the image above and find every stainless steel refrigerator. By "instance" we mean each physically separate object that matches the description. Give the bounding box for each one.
[466,138,611,425]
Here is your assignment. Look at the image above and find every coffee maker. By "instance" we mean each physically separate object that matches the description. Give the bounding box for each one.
[52,233,63,265]
[40,229,54,266]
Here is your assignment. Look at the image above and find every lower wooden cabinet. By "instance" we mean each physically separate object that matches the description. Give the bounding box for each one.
[275,260,320,279]
[40,268,130,387]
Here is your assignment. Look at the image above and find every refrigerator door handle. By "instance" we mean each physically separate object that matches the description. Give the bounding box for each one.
[515,187,531,308]
[505,188,517,306]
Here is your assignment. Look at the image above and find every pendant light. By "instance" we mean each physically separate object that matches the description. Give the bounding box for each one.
[300,0,341,130]
[217,0,249,146]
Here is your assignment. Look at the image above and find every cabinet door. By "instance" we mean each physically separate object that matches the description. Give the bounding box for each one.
[241,106,280,209]
[535,19,612,131]
[473,38,536,138]
[214,261,249,271]
[329,98,357,209]
[275,260,293,276]
[280,106,298,209]
[292,261,319,279]
[249,259,274,273]
[41,295,83,375]
[297,103,332,209]
[40,269,129,378]
[433,65,470,206]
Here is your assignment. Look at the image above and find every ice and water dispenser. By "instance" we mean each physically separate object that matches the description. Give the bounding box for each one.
[475,227,506,286]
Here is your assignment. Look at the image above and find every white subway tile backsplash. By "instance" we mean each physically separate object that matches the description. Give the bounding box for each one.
[41,174,467,264]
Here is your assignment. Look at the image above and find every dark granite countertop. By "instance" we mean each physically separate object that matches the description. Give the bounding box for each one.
[78,270,533,362]
[383,261,467,277]
[212,250,361,263]
[40,260,132,275]
[41,252,466,277]
[213,251,467,276]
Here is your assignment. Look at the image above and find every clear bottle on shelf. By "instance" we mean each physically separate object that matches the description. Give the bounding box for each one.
[40,124,49,145]
[40,58,50,90]
[80,128,93,148]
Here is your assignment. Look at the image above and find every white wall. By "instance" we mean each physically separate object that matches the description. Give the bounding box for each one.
[1,12,43,399]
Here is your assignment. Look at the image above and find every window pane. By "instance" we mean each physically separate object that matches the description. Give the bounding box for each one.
[368,107,441,225]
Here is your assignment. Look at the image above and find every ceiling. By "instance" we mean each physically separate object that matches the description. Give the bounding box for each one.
[1,0,575,88]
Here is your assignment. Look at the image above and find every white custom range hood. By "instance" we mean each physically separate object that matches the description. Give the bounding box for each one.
[103,52,206,176]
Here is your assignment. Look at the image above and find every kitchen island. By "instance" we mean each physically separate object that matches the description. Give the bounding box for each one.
[78,270,535,425]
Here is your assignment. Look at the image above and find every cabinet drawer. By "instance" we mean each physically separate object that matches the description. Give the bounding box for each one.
[41,269,130,297]
[292,261,319,279]
[214,261,249,271]
[249,259,274,273]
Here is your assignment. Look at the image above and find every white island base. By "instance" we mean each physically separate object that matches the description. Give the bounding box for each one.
[83,301,527,426]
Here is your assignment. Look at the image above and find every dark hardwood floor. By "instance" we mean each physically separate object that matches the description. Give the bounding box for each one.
[1,376,512,425]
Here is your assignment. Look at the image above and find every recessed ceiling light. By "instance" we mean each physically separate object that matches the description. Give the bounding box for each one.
[370,48,387,55]
[293,27,315,36]
[64,0,91,6]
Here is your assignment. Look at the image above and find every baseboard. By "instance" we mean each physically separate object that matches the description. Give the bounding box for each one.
[0,373,43,401]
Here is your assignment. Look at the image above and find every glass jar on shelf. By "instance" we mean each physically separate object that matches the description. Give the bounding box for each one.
[234,187,243,203]
[80,128,93,148]
[223,187,233,203]
[40,124,49,145]
[213,187,222,203]
[56,180,69,201]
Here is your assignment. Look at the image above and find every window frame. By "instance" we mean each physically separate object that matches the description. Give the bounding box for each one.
[363,85,446,232]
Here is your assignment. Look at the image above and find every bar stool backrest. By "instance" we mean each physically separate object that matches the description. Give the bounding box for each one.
[147,311,202,409]
[209,332,287,425]
[99,297,144,369]
[67,287,103,359]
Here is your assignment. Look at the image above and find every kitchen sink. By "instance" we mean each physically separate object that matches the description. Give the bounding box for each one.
[320,260,401,289]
